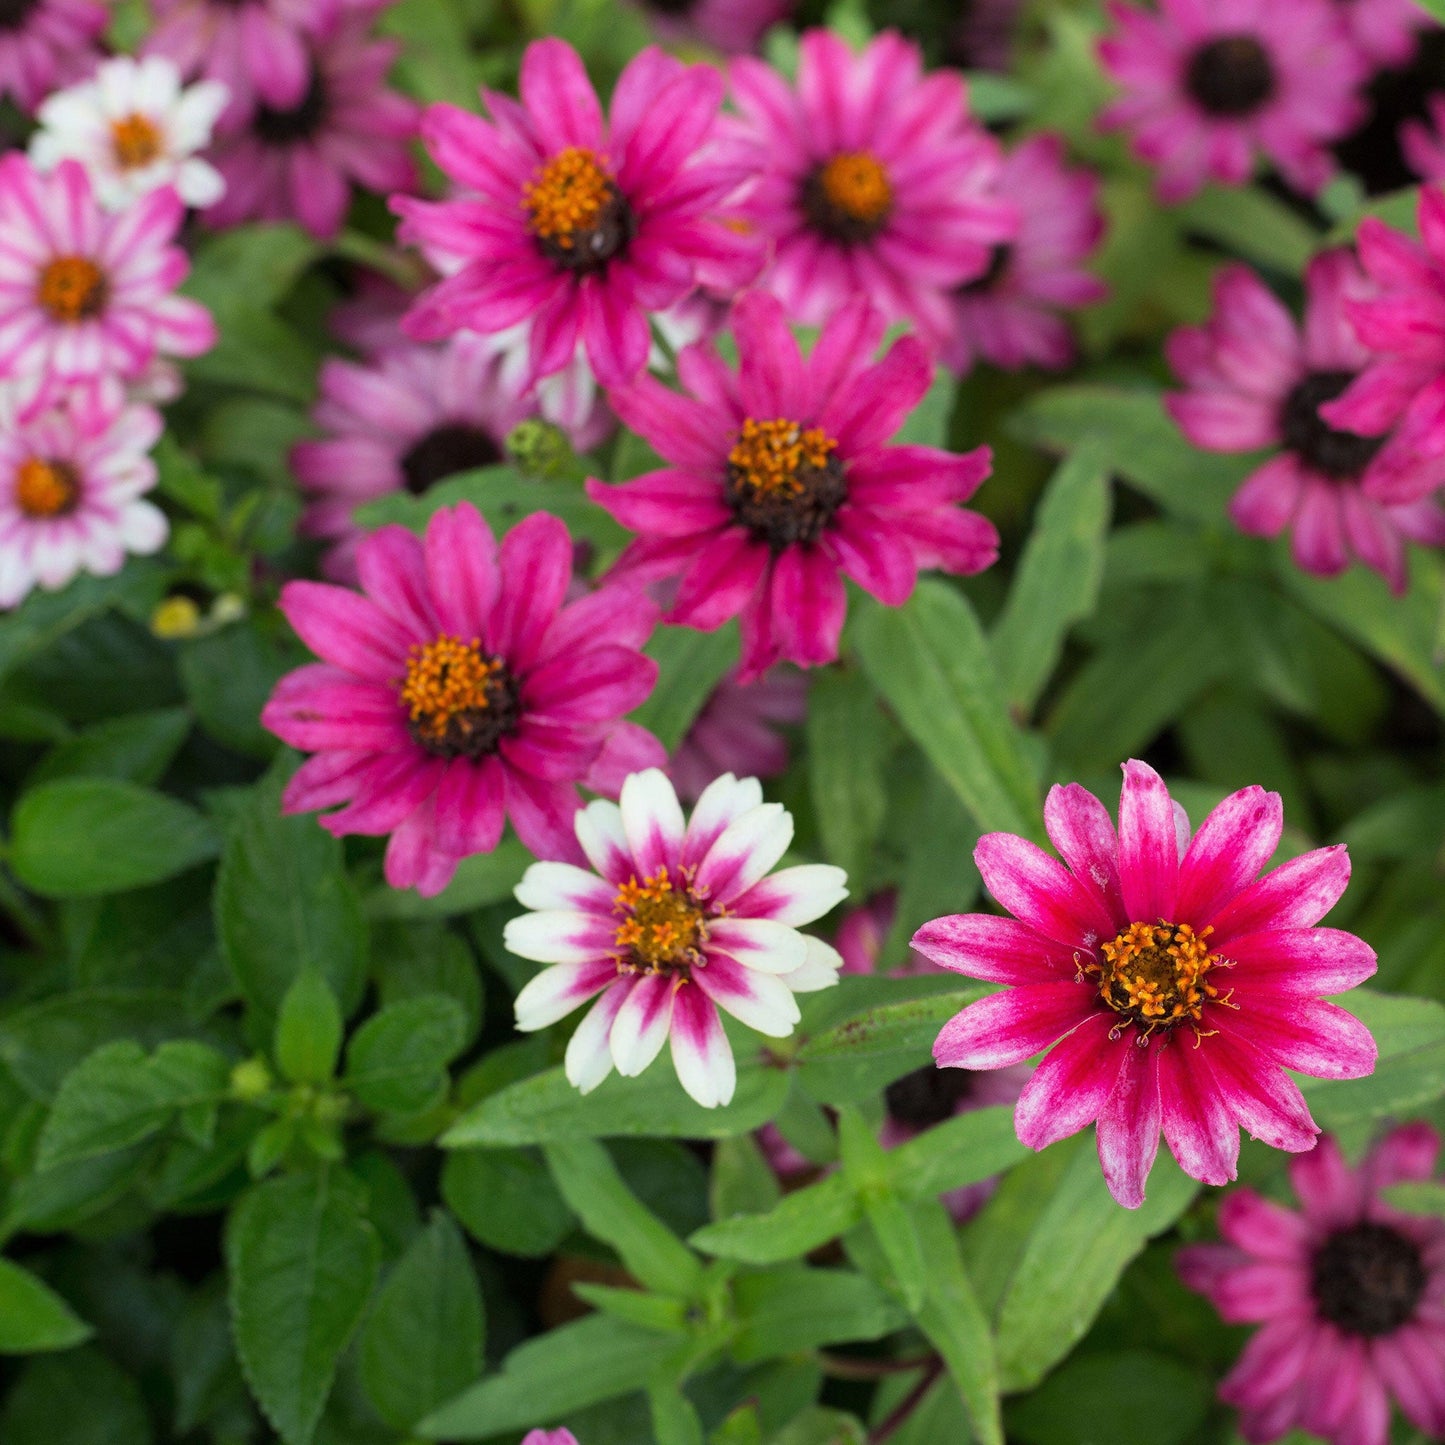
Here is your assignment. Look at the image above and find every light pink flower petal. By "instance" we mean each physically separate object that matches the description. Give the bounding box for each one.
[1117,759,1179,925]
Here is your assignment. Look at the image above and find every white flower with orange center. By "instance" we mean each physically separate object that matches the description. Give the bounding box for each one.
[30,54,227,210]
[508,770,847,1108]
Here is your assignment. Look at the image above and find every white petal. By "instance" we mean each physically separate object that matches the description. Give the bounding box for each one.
[619,768,685,878]
[681,773,763,868]
[566,985,629,1095]
[694,957,800,1037]
[513,958,616,1031]
[503,910,613,965]
[608,972,676,1077]
[670,987,736,1108]
[697,803,793,905]
[514,859,613,913]
[778,936,843,993]
[706,917,808,974]
[575,797,632,883]
[734,864,849,926]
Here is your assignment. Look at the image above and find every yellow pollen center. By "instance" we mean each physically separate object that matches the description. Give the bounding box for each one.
[1091,921,1228,1037]
[727,417,837,500]
[523,146,615,248]
[15,457,78,518]
[817,152,893,224]
[111,113,164,169]
[398,634,504,747]
[37,255,108,322]
[612,866,707,973]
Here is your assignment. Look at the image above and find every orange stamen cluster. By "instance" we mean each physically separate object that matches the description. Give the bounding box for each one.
[523,147,615,248]
[111,113,164,169]
[816,152,893,225]
[1091,921,1229,1039]
[37,256,108,322]
[15,457,78,518]
[399,634,503,747]
[612,866,706,973]
[727,418,837,501]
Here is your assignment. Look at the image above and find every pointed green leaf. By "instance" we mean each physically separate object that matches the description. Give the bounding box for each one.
[0,1259,92,1354]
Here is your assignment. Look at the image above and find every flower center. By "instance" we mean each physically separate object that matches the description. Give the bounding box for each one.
[802,151,894,243]
[523,147,635,273]
[725,417,846,550]
[399,424,502,496]
[37,256,108,322]
[1185,35,1276,118]
[612,866,707,973]
[15,457,79,518]
[111,113,164,169]
[1279,370,1385,480]
[1310,1222,1426,1337]
[1090,921,1226,1037]
[253,68,327,144]
[885,1067,976,1129]
[398,634,519,759]
[0,0,40,30]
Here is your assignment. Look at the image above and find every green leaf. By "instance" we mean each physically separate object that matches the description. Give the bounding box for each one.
[215,768,368,1023]
[1382,1181,1445,1217]
[344,995,468,1115]
[1176,185,1318,273]
[274,973,343,1086]
[442,1148,575,1257]
[894,364,954,448]
[629,623,741,753]
[0,1259,92,1354]
[443,1055,790,1147]
[360,1211,484,1431]
[36,1040,230,1170]
[226,1172,380,1445]
[178,622,292,758]
[418,1314,664,1439]
[854,582,1041,840]
[709,1134,782,1222]
[990,445,1112,715]
[543,1139,702,1296]
[8,779,219,898]
[651,1385,706,1445]
[691,1172,859,1265]
[29,708,190,788]
[806,669,888,885]
[767,1409,866,1445]
[0,1349,152,1445]
[365,839,531,920]
[731,1267,908,1363]
[888,1106,1031,1202]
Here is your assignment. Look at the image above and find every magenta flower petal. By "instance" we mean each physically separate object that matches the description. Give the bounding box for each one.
[1117,759,1180,923]
[932,982,1096,1070]
[1176,785,1283,923]
[1012,1013,1123,1150]
[974,831,1114,949]
[1157,1038,1239,1188]
[911,914,1080,986]
[1095,1040,1162,1210]
[1043,781,1126,922]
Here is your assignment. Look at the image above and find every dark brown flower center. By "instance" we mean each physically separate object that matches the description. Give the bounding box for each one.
[0,0,39,30]
[885,1067,977,1129]
[399,424,501,495]
[1310,1222,1426,1337]
[398,635,520,759]
[1279,370,1385,480]
[1185,35,1276,118]
[725,416,847,550]
[253,68,328,145]
[1088,921,1226,1037]
[801,152,894,244]
[524,147,636,274]
[612,867,707,974]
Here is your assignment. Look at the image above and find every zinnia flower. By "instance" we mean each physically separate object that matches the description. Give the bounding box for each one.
[1401,94,1445,181]
[942,133,1106,375]
[1328,0,1425,70]
[667,665,806,803]
[723,28,1015,348]
[1167,250,1445,593]
[203,15,419,240]
[262,503,665,895]
[914,760,1378,1208]
[0,156,217,405]
[1097,0,1366,202]
[508,768,845,1107]
[632,0,793,53]
[523,1432,579,1445]
[0,0,105,114]
[1178,1123,1445,1445]
[586,290,998,679]
[0,387,165,609]
[393,38,759,388]
[30,55,228,211]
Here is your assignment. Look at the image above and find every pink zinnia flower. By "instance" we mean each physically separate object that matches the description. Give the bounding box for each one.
[393,39,759,389]
[942,133,1106,375]
[1097,0,1366,202]
[143,0,341,123]
[0,388,164,609]
[203,16,419,240]
[508,769,846,1108]
[1328,0,1425,70]
[0,0,105,114]
[523,1432,579,1445]
[914,760,1379,1209]
[1402,95,1445,182]
[586,291,998,680]
[667,665,806,803]
[0,156,216,405]
[633,0,793,53]
[1167,251,1445,594]
[1178,1123,1445,1445]
[723,29,1015,348]
[262,503,666,896]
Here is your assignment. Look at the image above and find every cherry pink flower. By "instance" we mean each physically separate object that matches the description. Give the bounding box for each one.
[1167,251,1445,594]
[1097,0,1366,202]
[1402,94,1445,181]
[915,760,1378,1209]
[203,15,419,240]
[586,291,998,680]
[723,29,1016,349]
[522,1430,580,1445]
[0,0,105,114]
[1316,189,1445,505]
[942,133,1106,375]
[393,38,759,388]
[1178,1123,1445,1445]
[262,503,665,895]
[0,156,216,406]
[633,0,793,53]
[143,0,341,124]
[1328,0,1426,70]
[508,769,846,1107]
[667,665,806,803]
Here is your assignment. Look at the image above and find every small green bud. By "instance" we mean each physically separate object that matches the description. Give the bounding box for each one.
[230,1057,273,1101]
[506,418,575,479]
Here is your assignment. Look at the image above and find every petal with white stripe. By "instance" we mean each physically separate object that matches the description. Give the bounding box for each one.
[694,953,801,1037]
[696,802,793,905]
[707,917,809,974]
[503,910,615,964]
[565,981,630,1095]
[609,971,677,1077]
[514,859,614,914]
[670,984,736,1108]
[731,864,849,925]
[620,768,686,879]
[513,957,618,1031]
